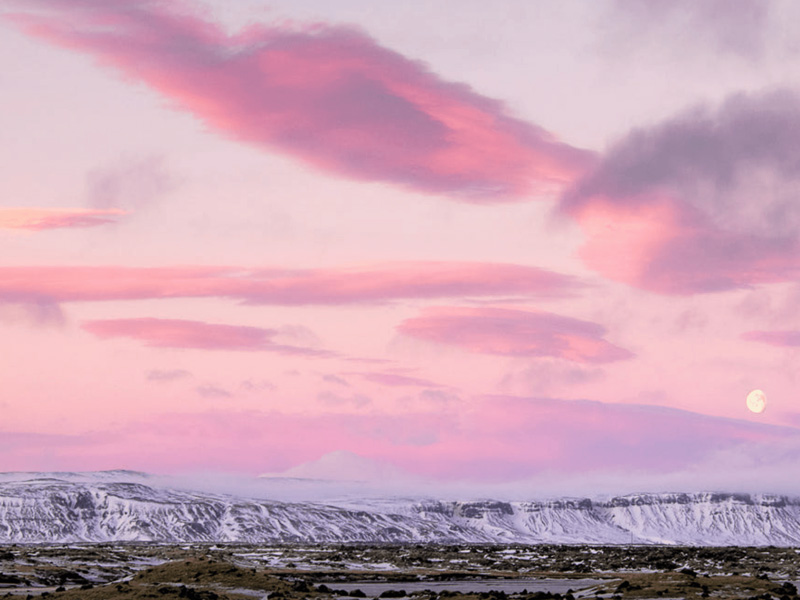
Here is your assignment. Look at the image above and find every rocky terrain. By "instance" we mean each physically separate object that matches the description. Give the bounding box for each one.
[0,543,798,599]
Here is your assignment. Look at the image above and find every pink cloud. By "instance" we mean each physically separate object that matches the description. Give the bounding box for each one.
[0,207,126,230]
[397,306,633,363]
[356,372,442,388]
[0,261,578,305]
[9,0,592,201]
[81,317,331,355]
[742,330,800,347]
[2,397,799,485]
[561,91,800,294]
[421,395,797,482]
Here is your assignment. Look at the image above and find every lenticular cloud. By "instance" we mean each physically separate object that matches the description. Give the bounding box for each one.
[0,261,578,306]
[9,0,592,201]
[81,317,331,356]
[397,306,633,364]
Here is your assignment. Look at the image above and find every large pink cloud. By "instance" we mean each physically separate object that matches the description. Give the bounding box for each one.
[8,0,592,201]
[0,207,126,230]
[3,397,799,485]
[397,306,632,363]
[742,330,800,348]
[0,261,578,305]
[82,317,330,355]
[561,91,800,294]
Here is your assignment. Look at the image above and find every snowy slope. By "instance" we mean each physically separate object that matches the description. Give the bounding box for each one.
[1,475,800,545]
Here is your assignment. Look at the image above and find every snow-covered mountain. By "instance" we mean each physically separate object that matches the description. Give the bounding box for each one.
[1,474,800,545]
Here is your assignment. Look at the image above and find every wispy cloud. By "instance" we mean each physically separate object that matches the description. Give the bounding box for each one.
[398,306,633,364]
[0,261,579,305]
[500,359,604,395]
[0,298,65,327]
[742,330,800,348]
[561,91,800,294]
[8,0,592,201]
[146,369,192,383]
[322,374,350,387]
[86,155,176,210]
[196,384,233,399]
[82,317,332,355]
[355,372,442,388]
[608,0,771,60]
[317,391,372,409]
[0,207,126,230]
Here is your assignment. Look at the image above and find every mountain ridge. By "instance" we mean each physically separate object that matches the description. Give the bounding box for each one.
[1,474,799,545]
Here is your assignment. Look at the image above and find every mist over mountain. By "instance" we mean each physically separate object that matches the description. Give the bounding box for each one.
[1,472,800,545]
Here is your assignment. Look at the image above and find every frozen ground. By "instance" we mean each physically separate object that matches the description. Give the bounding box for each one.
[0,543,798,599]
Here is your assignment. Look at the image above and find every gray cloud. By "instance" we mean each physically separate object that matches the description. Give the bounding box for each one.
[562,90,800,294]
[0,298,65,328]
[501,359,605,395]
[146,369,192,383]
[608,0,771,60]
[196,384,233,399]
[566,90,800,237]
[322,374,350,387]
[241,379,276,393]
[318,391,372,409]
[86,155,177,210]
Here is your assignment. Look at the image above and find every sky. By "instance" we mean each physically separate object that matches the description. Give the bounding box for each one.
[2,0,800,497]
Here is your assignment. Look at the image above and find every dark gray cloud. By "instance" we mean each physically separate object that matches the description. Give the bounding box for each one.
[562,90,800,294]
[566,90,800,236]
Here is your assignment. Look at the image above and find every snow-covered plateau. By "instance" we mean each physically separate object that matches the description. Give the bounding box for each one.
[1,473,799,545]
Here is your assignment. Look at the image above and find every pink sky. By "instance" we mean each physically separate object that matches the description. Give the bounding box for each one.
[2,0,800,494]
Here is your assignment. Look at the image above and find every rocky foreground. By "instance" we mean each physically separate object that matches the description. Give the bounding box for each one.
[0,543,798,600]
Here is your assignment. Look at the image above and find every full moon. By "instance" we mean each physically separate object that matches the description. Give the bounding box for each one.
[746,389,767,414]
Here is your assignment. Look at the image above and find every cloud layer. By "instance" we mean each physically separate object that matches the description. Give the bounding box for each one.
[3,396,799,491]
[82,317,329,355]
[0,261,578,306]
[562,91,800,294]
[0,207,126,230]
[10,0,592,201]
[398,306,632,363]
[742,330,800,348]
